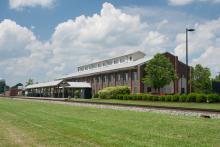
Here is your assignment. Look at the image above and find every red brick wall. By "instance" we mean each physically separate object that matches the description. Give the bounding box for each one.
[67,52,190,95]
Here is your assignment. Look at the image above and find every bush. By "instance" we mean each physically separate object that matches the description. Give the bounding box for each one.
[152,95,159,101]
[159,95,166,101]
[74,90,80,98]
[93,93,99,98]
[179,94,187,102]
[172,94,180,102]
[195,94,207,103]
[98,86,130,99]
[187,93,197,102]
[99,88,220,103]
[165,95,172,102]
[206,94,220,103]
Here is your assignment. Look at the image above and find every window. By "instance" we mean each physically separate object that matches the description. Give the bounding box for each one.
[93,77,96,83]
[108,75,111,82]
[103,75,107,83]
[124,73,128,81]
[117,74,121,81]
[98,63,102,68]
[106,60,112,65]
[120,57,125,63]
[120,73,124,81]
[114,59,119,64]
[96,77,99,83]
[129,56,133,61]
[132,72,138,80]
[103,76,105,83]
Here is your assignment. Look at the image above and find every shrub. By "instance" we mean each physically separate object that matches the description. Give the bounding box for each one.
[98,86,130,99]
[132,94,137,100]
[93,93,99,98]
[165,95,172,102]
[187,93,197,102]
[152,95,159,101]
[206,94,220,103]
[123,94,129,100]
[116,94,123,100]
[179,94,187,102]
[172,94,180,102]
[143,94,151,101]
[159,95,165,101]
[195,94,207,103]
[74,90,80,98]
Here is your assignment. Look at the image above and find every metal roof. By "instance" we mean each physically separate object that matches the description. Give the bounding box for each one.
[77,51,146,68]
[66,82,91,88]
[25,80,91,89]
[25,80,63,89]
[58,56,151,80]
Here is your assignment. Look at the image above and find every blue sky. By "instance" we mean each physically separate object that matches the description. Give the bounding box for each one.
[1,0,220,86]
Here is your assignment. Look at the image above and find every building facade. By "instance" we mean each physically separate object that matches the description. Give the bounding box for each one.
[58,51,190,96]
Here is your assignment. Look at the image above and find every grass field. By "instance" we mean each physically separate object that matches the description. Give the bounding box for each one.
[0,98,220,147]
[72,98,220,110]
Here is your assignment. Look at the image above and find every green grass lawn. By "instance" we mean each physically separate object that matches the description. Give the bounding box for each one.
[72,98,220,110]
[0,98,220,147]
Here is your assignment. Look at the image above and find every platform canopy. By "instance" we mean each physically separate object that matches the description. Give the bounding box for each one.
[25,80,91,89]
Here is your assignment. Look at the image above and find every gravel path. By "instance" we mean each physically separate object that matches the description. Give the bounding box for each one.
[13,98,220,119]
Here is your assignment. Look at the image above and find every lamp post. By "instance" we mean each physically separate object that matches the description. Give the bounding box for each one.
[186,28,195,94]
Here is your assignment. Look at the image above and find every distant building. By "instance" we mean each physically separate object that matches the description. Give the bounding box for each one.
[25,51,190,98]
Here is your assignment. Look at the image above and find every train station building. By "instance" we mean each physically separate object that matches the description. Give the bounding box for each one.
[25,51,190,98]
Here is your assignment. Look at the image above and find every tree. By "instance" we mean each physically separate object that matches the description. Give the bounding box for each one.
[142,53,177,93]
[0,79,6,94]
[12,83,23,89]
[214,73,220,81]
[25,79,34,86]
[191,64,211,93]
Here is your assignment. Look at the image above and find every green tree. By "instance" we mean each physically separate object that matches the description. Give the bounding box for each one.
[12,83,23,89]
[143,53,177,93]
[214,73,220,81]
[0,79,6,94]
[25,79,34,86]
[191,64,211,93]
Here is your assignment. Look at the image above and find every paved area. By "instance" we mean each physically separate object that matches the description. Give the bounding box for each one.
[10,97,220,119]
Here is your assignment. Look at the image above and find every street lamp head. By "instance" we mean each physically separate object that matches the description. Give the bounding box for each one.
[187,28,195,32]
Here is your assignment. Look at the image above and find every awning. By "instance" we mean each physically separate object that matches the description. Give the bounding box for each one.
[25,80,63,89]
[25,80,91,89]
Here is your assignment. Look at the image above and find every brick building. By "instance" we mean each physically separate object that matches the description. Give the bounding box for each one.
[26,51,190,98]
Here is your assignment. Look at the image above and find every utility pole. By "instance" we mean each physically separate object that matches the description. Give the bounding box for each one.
[186,28,195,94]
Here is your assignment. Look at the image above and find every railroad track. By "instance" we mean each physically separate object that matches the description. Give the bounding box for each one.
[1,96,220,118]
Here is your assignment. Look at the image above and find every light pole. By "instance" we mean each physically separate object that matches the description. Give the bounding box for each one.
[186,28,195,94]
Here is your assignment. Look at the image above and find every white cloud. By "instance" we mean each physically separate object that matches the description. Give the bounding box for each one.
[169,0,193,6]
[2,2,220,85]
[168,0,220,5]
[0,19,52,85]
[0,19,35,60]
[9,0,56,10]
[49,2,167,76]
[174,17,220,76]
[1,2,168,85]
[123,5,220,76]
